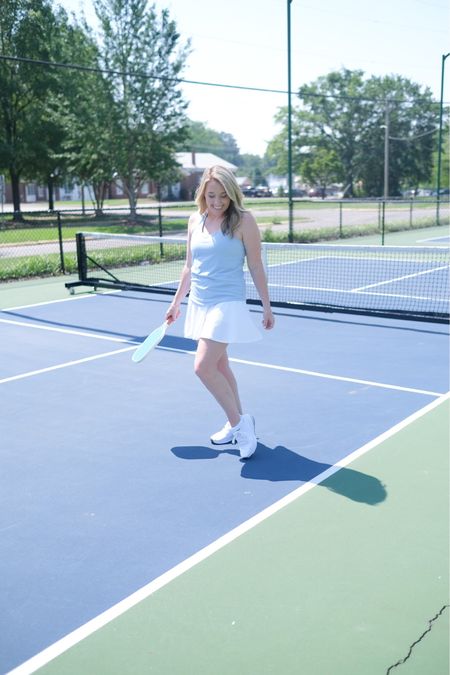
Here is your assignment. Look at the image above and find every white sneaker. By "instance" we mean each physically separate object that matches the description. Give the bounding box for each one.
[210,421,236,445]
[233,414,257,459]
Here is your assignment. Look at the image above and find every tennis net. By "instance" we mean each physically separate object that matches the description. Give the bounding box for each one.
[65,231,450,322]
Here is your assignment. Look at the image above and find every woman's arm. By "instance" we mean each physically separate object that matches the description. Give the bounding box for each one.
[240,212,275,330]
[165,215,195,324]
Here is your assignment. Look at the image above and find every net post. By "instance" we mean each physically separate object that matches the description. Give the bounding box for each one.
[75,232,87,281]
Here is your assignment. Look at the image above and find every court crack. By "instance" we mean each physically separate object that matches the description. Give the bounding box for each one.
[385,604,449,674]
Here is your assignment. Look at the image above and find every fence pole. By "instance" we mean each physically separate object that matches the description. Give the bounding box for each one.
[409,198,413,228]
[158,206,163,237]
[57,211,65,273]
[339,201,343,237]
[287,0,294,243]
[158,206,164,257]
[381,201,386,245]
[436,53,450,226]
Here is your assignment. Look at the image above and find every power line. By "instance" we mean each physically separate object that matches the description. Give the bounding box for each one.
[0,54,287,95]
[0,54,447,106]
[298,1,448,35]
[390,127,438,141]
[297,88,446,106]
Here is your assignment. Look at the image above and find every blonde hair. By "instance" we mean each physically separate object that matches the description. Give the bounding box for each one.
[195,165,246,236]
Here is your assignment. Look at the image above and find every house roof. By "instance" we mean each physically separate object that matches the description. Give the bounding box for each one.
[176,152,237,172]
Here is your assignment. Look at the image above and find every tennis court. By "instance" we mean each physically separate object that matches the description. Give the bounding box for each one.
[1,237,449,674]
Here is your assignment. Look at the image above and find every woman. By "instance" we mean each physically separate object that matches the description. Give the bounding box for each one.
[166,165,274,459]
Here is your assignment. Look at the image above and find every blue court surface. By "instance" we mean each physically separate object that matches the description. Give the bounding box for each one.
[1,289,449,674]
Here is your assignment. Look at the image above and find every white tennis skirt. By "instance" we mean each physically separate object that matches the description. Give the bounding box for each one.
[184,300,262,343]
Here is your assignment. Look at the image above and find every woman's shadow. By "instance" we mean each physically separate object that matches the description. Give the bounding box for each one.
[170,443,387,505]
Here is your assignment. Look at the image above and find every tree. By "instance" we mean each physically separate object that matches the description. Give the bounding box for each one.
[61,70,116,211]
[360,75,436,196]
[0,0,63,217]
[300,147,341,197]
[238,153,266,182]
[267,69,437,197]
[295,69,372,195]
[27,10,104,207]
[217,131,240,165]
[93,0,190,216]
[181,120,240,164]
[266,106,306,177]
[432,112,449,190]
[53,17,116,211]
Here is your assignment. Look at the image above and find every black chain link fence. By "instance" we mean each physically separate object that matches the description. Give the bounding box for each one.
[0,198,448,281]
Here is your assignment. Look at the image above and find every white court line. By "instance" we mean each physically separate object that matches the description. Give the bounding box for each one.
[0,317,444,396]
[2,295,94,312]
[353,264,450,292]
[227,356,444,397]
[0,346,137,385]
[417,236,450,244]
[0,318,136,343]
[1,289,120,312]
[265,281,446,302]
[7,391,450,675]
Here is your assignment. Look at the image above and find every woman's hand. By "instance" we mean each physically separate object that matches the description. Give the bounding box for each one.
[262,307,275,330]
[165,303,181,325]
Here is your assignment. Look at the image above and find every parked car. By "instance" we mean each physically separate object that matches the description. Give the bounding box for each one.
[283,188,307,197]
[253,185,273,197]
[241,185,273,198]
[308,187,326,198]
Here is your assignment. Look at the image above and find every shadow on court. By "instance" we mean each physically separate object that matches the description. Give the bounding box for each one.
[2,308,198,351]
[170,443,387,505]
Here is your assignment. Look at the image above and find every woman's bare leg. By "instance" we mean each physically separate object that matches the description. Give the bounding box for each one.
[217,351,242,415]
[194,338,241,427]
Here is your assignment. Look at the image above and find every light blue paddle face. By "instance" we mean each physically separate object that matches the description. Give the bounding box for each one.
[132,322,168,363]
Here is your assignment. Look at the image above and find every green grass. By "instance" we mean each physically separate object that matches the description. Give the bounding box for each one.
[0,217,187,245]
[0,253,78,280]
[262,216,446,244]
[0,238,186,282]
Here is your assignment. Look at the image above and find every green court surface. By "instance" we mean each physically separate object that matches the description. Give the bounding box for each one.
[0,275,82,310]
[3,277,449,675]
[339,224,450,247]
[29,395,449,675]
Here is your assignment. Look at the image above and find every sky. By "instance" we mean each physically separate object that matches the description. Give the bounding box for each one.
[56,0,450,156]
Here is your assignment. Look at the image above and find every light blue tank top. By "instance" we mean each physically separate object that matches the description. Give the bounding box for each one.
[189,215,246,306]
